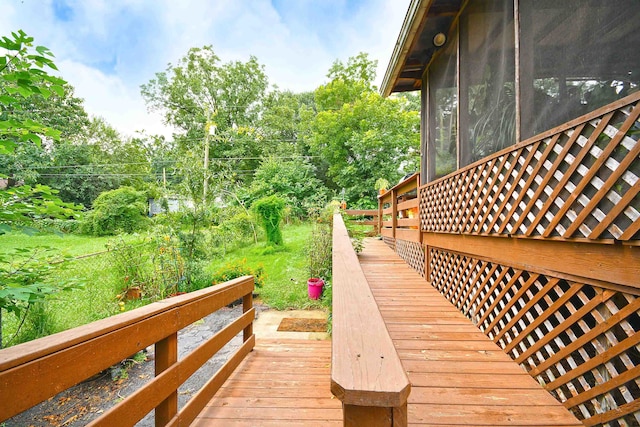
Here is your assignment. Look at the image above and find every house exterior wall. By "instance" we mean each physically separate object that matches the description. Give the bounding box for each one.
[420,0,640,184]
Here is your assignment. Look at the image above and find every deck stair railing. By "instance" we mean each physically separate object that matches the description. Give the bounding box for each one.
[378,173,425,276]
[380,92,640,426]
[332,213,411,426]
[0,276,255,427]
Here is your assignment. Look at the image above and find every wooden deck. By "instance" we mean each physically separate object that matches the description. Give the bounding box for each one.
[193,238,583,426]
[359,238,583,426]
[193,339,341,426]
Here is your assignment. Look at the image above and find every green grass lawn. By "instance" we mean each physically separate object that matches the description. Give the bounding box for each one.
[1,222,330,347]
[0,232,137,257]
[206,222,330,310]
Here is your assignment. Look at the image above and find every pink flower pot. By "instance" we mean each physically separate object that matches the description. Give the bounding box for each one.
[307,278,324,300]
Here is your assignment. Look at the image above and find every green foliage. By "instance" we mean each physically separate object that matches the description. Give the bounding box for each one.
[107,238,152,295]
[81,187,149,236]
[345,221,366,254]
[308,91,419,206]
[211,258,265,288]
[315,52,378,111]
[32,218,80,234]
[107,235,186,299]
[206,223,326,310]
[0,184,81,234]
[307,221,332,279]
[0,247,82,346]
[141,45,268,153]
[247,157,328,219]
[210,206,257,257]
[374,178,390,191]
[252,195,286,246]
[0,30,66,153]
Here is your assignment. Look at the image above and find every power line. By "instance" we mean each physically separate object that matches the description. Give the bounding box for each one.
[34,155,319,170]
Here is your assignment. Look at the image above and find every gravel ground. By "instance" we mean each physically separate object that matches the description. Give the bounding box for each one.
[6,303,268,427]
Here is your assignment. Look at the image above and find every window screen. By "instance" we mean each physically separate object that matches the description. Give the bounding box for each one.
[460,0,515,165]
[519,0,640,139]
[428,33,458,179]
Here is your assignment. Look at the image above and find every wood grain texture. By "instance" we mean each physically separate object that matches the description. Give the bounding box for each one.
[331,214,411,409]
[359,238,583,427]
[193,339,341,426]
[0,276,254,424]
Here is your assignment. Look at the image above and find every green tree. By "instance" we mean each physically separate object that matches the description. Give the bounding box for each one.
[306,53,420,207]
[259,90,315,155]
[0,31,83,346]
[247,157,327,218]
[81,186,149,236]
[141,45,270,191]
[315,52,377,111]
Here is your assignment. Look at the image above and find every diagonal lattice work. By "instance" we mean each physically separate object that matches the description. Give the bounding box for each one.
[380,237,426,277]
[382,236,395,251]
[394,239,425,277]
[429,248,640,427]
[419,94,640,243]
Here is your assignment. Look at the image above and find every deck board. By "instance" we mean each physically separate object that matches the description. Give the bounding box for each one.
[359,238,583,426]
[193,339,341,426]
[195,238,583,426]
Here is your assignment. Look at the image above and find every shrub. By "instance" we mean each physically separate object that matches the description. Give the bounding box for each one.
[307,222,332,279]
[211,259,265,288]
[81,187,148,236]
[33,218,80,234]
[247,157,329,219]
[252,195,285,246]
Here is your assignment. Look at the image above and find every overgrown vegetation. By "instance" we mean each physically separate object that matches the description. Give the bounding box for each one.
[0,29,418,347]
[80,187,149,236]
[252,195,286,246]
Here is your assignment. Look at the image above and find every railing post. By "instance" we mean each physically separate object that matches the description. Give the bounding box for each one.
[155,332,178,427]
[242,281,254,343]
[391,188,398,240]
[377,194,383,234]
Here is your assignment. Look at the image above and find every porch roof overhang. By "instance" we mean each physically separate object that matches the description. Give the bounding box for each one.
[380,0,463,97]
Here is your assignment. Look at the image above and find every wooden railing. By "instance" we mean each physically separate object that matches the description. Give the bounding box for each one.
[331,214,410,426]
[343,209,379,232]
[378,173,421,244]
[377,173,426,276]
[0,276,255,426]
[405,92,640,426]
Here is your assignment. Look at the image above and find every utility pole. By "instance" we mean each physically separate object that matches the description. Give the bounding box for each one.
[203,110,213,203]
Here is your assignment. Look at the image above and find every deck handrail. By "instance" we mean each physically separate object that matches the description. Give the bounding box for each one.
[0,275,255,426]
[378,173,421,244]
[343,209,379,231]
[331,213,410,426]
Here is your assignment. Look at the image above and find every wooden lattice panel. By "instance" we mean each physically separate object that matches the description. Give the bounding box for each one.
[419,95,640,243]
[429,248,640,426]
[394,239,425,277]
[382,236,395,251]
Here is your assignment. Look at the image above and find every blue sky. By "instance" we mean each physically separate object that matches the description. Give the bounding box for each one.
[1,0,410,137]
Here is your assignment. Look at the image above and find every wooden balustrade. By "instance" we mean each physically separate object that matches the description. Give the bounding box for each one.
[344,209,379,231]
[331,214,410,426]
[378,172,421,244]
[378,93,640,426]
[0,276,255,427]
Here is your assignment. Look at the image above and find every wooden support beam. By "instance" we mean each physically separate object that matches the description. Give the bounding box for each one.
[155,333,178,427]
[422,232,640,293]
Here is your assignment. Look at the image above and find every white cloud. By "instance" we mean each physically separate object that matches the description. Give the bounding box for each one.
[58,59,174,138]
[2,0,412,138]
